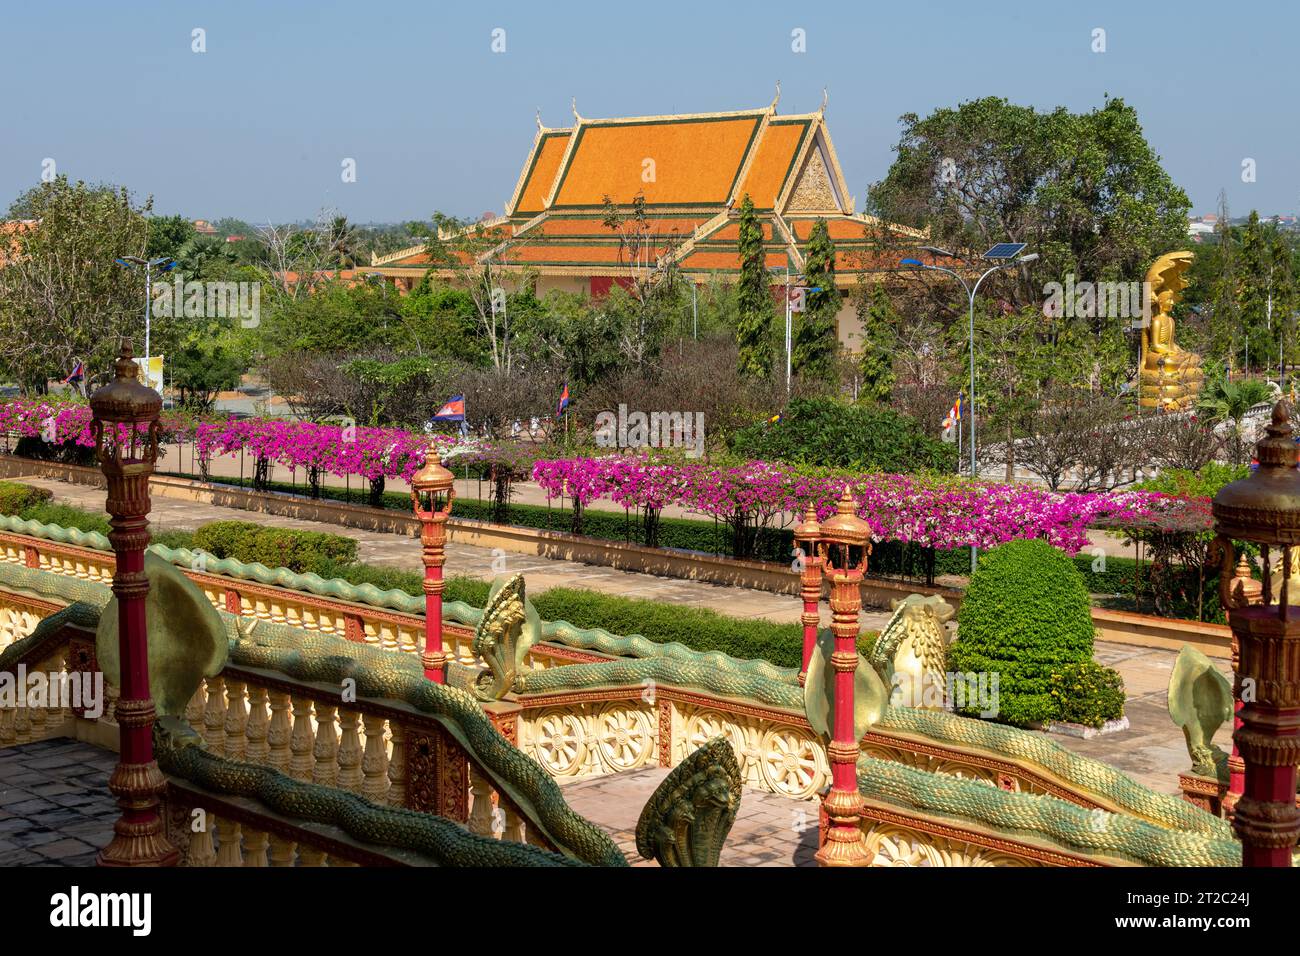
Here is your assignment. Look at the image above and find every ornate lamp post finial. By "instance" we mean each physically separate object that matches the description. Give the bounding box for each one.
[793,505,823,685]
[90,337,177,866]
[411,444,455,683]
[1212,400,1300,866]
[814,487,873,867]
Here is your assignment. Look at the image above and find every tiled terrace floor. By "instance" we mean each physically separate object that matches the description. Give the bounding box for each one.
[0,738,117,866]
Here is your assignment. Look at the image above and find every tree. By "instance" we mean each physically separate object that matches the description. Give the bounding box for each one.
[327,215,360,268]
[261,277,404,356]
[856,284,899,403]
[1197,377,1272,438]
[729,396,954,473]
[1017,391,1140,491]
[0,176,150,392]
[168,339,244,412]
[1235,212,1296,375]
[599,193,686,368]
[735,195,773,378]
[867,96,1191,362]
[146,214,197,260]
[426,212,530,374]
[792,219,842,383]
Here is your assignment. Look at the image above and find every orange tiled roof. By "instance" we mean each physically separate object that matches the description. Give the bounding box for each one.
[499,242,679,266]
[736,119,809,209]
[531,216,703,238]
[515,131,572,214]
[550,114,762,207]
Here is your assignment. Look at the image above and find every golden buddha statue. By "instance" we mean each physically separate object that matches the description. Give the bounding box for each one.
[1139,250,1204,410]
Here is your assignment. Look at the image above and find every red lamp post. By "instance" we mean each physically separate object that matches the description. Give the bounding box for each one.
[793,505,823,685]
[814,488,873,867]
[411,446,454,683]
[92,338,178,867]
[1212,403,1300,866]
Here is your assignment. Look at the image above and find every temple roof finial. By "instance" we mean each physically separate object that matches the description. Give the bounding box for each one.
[771,80,781,113]
[536,108,543,131]
[820,87,828,114]
[571,97,583,122]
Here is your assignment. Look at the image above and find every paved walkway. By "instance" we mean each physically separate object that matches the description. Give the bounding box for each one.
[0,738,117,865]
[14,474,1227,796]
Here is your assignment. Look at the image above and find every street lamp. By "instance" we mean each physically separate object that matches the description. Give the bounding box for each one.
[90,338,178,867]
[411,445,455,683]
[901,245,1038,573]
[114,255,176,388]
[793,505,823,685]
[813,487,873,867]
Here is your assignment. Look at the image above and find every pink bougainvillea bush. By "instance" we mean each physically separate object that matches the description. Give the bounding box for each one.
[530,453,1198,554]
[0,399,462,484]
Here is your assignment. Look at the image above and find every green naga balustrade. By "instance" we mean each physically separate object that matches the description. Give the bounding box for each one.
[0,538,1247,868]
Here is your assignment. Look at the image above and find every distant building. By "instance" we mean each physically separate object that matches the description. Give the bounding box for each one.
[193,219,218,235]
[360,92,926,350]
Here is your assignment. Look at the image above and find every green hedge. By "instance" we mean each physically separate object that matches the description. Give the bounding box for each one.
[313,560,870,669]
[192,520,357,575]
[728,397,956,473]
[948,539,1122,727]
[0,480,53,515]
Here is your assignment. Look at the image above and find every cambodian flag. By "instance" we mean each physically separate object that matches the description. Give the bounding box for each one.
[61,361,84,385]
[555,383,570,418]
[431,395,465,422]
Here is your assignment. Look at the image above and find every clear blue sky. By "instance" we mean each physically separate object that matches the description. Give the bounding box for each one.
[3,0,1295,224]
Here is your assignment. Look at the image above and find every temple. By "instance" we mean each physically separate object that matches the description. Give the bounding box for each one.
[362,90,925,350]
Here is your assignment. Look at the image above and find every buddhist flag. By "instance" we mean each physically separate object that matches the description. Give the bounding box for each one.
[61,361,84,385]
[431,395,465,422]
[555,383,570,418]
[941,396,963,443]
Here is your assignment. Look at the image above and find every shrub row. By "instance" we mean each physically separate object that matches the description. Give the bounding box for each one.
[0,480,110,535]
[191,520,358,575]
[312,558,873,668]
[0,480,53,515]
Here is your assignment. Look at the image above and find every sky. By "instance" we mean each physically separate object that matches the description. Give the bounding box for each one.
[2,0,1296,225]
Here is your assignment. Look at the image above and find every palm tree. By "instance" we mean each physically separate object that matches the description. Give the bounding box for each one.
[328,216,358,269]
[1197,377,1273,437]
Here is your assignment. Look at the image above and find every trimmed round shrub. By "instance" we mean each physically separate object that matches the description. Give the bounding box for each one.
[1050,661,1125,728]
[948,538,1099,726]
